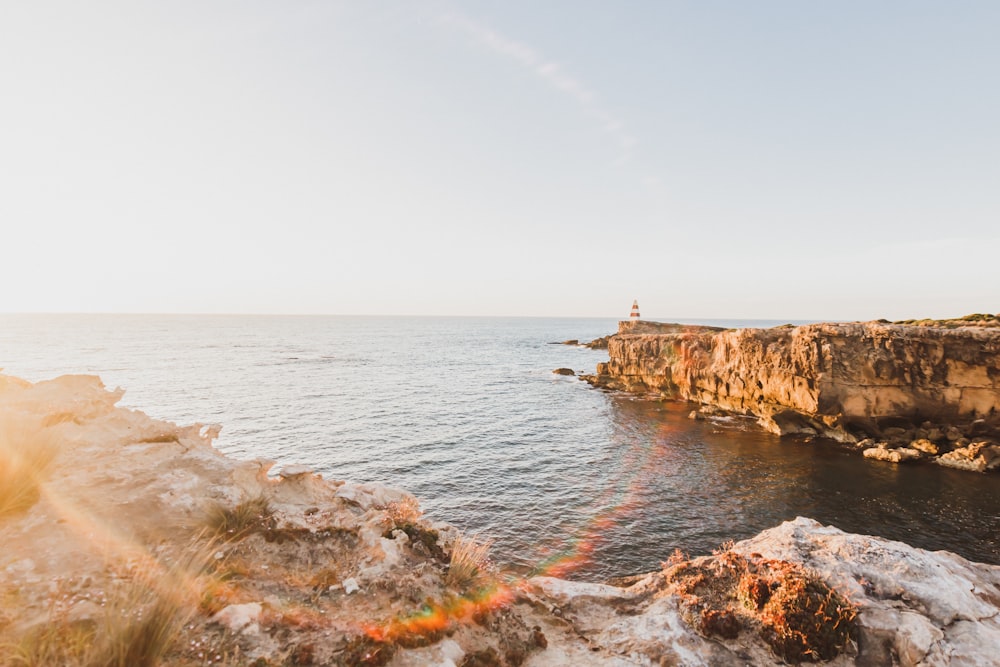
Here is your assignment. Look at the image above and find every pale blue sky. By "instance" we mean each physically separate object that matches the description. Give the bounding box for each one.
[2,1,997,319]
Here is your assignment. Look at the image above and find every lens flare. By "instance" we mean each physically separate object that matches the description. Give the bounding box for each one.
[529,414,676,579]
[358,410,680,643]
[360,582,517,643]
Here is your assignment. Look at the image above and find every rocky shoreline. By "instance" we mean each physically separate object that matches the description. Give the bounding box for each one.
[3,373,1000,665]
[582,316,1000,473]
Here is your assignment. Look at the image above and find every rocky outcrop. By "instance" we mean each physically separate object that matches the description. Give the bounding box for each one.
[584,319,1000,466]
[525,517,1000,666]
[3,373,1000,665]
[584,336,611,350]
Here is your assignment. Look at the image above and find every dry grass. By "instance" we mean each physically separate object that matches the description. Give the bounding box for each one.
[446,533,494,591]
[0,585,185,667]
[891,313,1000,328]
[1,623,91,667]
[0,415,59,519]
[663,549,857,663]
[203,495,273,540]
[0,540,219,667]
[89,588,190,667]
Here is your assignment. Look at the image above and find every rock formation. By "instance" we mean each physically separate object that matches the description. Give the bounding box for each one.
[3,373,1000,665]
[583,318,1000,471]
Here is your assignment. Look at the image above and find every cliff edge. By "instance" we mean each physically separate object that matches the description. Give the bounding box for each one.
[584,317,1000,471]
[2,373,999,665]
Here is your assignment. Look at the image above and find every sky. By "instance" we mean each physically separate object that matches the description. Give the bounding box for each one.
[1,1,998,320]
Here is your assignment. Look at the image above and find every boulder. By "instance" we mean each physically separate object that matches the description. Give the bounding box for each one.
[968,419,991,436]
[585,336,610,349]
[853,437,876,450]
[864,447,921,463]
[552,368,576,376]
[937,441,1000,473]
[882,426,910,440]
[910,439,939,455]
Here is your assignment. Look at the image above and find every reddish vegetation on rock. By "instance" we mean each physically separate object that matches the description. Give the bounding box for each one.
[663,549,858,663]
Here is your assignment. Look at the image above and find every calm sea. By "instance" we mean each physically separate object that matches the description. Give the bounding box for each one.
[2,315,997,578]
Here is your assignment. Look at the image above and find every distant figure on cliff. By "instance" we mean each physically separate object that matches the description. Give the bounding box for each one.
[630,300,640,319]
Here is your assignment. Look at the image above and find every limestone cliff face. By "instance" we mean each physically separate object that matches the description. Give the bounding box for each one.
[588,320,1000,441]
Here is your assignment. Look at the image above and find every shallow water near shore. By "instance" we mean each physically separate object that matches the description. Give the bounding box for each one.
[2,314,998,578]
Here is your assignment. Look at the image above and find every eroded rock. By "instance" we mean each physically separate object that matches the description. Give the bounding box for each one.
[586,319,1000,471]
[863,446,922,463]
[936,441,1000,472]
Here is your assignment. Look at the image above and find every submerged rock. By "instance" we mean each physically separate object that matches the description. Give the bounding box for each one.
[552,368,576,376]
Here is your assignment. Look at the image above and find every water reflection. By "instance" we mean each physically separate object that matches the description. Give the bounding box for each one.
[574,396,999,579]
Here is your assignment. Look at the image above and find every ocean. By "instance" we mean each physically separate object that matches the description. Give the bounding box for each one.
[2,314,997,578]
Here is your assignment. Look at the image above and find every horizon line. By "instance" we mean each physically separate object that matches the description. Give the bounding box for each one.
[0,311,953,323]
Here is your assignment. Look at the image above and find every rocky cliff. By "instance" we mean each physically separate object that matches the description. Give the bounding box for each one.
[3,373,1000,665]
[584,319,1000,471]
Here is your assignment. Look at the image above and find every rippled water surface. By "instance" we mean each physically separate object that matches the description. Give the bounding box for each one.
[2,315,997,578]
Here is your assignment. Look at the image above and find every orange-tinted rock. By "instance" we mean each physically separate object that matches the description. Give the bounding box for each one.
[588,320,1000,443]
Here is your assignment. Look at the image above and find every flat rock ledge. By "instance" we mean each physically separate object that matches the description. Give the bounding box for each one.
[2,373,999,666]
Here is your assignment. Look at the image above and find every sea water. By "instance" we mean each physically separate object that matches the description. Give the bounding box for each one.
[2,314,997,578]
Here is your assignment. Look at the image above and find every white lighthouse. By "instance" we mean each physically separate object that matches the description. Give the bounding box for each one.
[630,300,640,319]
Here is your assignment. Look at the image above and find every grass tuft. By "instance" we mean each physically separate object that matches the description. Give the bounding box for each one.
[0,539,217,667]
[89,590,187,667]
[1,621,92,667]
[0,415,59,520]
[204,495,273,540]
[446,533,494,591]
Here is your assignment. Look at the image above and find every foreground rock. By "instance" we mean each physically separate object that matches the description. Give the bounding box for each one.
[583,318,1000,470]
[2,374,999,665]
[528,518,1000,666]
